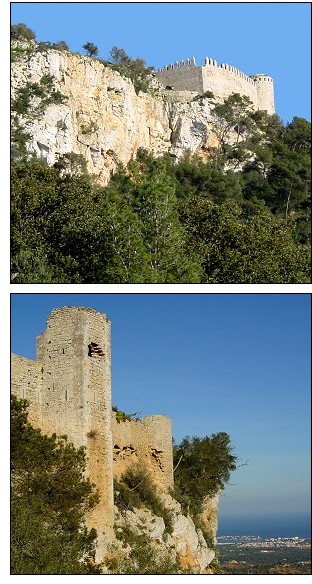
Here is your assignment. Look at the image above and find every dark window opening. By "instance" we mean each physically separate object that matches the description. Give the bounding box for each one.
[88,342,104,357]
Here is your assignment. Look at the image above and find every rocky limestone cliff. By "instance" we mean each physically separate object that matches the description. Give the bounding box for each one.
[200,492,220,546]
[113,490,218,573]
[11,46,218,184]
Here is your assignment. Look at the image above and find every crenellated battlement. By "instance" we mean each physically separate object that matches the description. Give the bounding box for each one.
[159,57,255,83]
[156,55,275,114]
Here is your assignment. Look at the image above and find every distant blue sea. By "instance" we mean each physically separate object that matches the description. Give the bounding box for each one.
[218,514,311,539]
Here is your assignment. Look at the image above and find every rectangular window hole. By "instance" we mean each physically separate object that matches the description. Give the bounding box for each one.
[88,342,104,357]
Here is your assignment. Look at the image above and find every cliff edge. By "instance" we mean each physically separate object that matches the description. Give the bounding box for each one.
[11,43,223,184]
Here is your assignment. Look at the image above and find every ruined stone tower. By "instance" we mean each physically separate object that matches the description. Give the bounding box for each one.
[11,306,174,563]
[12,307,114,561]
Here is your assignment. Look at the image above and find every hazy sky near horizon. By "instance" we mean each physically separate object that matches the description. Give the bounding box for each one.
[10,1,311,123]
[11,293,311,530]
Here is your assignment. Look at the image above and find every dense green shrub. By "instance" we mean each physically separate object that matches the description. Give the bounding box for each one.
[11,138,310,283]
[114,478,142,511]
[115,466,174,534]
[109,46,154,94]
[11,397,101,574]
[112,405,139,422]
[52,40,69,51]
[11,23,36,41]
[83,42,99,57]
[11,75,67,120]
[173,433,237,517]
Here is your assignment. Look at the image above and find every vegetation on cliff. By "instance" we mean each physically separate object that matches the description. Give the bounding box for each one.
[10,26,311,283]
[106,529,188,574]
[114,466,174,534]
[11,398,237,574]
[11,123,310,283]
[173,433,237,517]
[11,23,154,94]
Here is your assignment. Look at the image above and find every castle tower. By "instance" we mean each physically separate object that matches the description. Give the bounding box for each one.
[251,74,275,114]
[143,415,174,488]
[11,306,176,563]
[36,306,114,562]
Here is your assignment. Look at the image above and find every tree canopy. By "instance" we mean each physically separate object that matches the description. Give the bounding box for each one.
[11,129,310,283]
[11,396,101,574]
[173,433,237,517]
[10,29,311,283]
[83,42,99,57]
[11,23,36,41]
[108,45,154,93]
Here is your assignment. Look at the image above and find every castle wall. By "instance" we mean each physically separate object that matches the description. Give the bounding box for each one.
[11,353,43,429]
[12,307,115,562]
[112,413,174,489]
[143,415,174,488]
[156,63,204,93]
[156,58,275,114]
[202,63,258,107]
[112,415,147,477]
[251,74,275,114]
[11,306,175,563]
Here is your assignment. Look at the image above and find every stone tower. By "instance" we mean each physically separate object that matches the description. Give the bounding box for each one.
[251,74,275,115]
[11,306,176,563]
[35,306,114,561]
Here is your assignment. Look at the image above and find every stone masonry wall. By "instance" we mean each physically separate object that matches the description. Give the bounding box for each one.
[144,415,174,488]
[112,413,174,489]
[252,74,275,114]
[202,63,258,106]
[12,307,114,561]
[157,63,204,93]
[11,306,175,562]
[156,57,275,114]
[11,354,43,429]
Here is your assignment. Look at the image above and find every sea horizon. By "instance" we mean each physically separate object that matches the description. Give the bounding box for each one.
[218,514,311,540]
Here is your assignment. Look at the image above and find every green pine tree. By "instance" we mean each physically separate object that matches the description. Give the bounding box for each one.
[11,396,102,574]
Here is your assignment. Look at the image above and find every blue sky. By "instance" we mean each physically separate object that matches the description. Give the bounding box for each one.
[10,2,311,123]
[11,293,311,536]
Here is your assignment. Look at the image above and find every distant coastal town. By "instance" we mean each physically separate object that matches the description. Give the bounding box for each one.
[217,536,311,574]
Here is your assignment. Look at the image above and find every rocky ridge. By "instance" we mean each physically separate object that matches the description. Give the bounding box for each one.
[11,45,219,184]
[113,490,218,573]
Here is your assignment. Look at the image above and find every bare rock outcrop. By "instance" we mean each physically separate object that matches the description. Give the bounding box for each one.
[11,46,218,184]
[113,490,218,573]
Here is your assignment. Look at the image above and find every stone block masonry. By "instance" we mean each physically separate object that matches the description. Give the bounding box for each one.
[112,413,174,488]
[11,306,174,563]
[156,56,275,114]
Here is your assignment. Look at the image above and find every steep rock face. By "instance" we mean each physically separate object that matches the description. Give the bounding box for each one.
[200,492,220,546]
[167,97,218,157]
[11,48,217,183]
[114,490,218,573]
